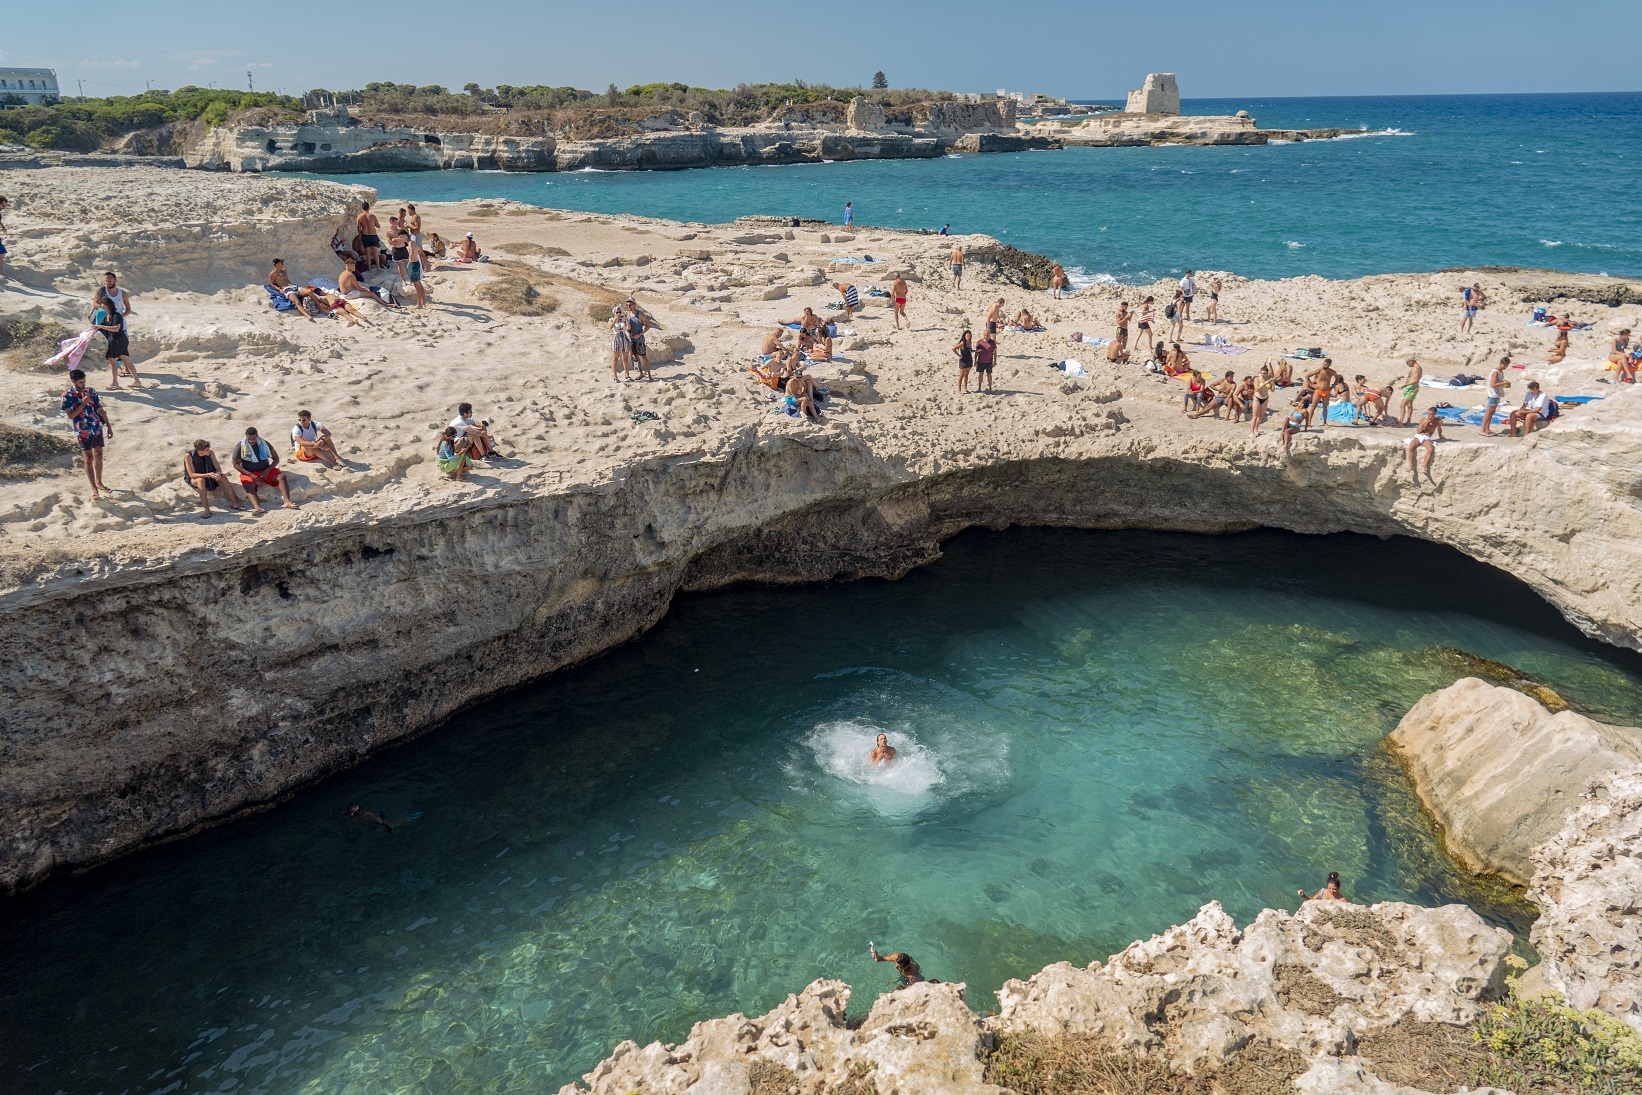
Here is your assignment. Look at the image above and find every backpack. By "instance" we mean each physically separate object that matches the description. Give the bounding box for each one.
[1164,304,1177,320]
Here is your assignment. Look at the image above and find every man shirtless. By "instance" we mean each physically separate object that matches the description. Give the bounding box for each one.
[1398,358,1423,424]
[785,372,823,422]
[892,274,909,330]
[354,202,381,268]
[338,255,394,307]
[782,307,823,334]
[950,244,965,289]
[868,733,897,765]
[986,298,1005,346]
[268,258,320,319]
[760,327,786,357]
[1303,358,1341,428]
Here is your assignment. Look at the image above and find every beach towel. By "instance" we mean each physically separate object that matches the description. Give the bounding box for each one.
[1528,321,1594,331]
[1420,377,1475,389]
[44,328,97,371]
[1189,342,1250,355]
[1554,395,1603,405]
[1323,401,1374,424]
[1433,405,1502,426]
[1073,336,1111,348]
[306,277,340,292]
[264,284,296,312]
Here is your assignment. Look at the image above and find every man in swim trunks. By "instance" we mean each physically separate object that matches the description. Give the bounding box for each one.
[1302,358,1340,428]
[1179,270,1196,321]
[355,201,381,268]
[268,258,322,319]
[1459,283,1479,334]
[950,244,964,289]
[1398,358,1423,424]
[986,298,1005,344]
[834,282,859,322]
[892,274,909,330]
[869,733,897,765]
[1406,407,1444,479]
[760,327,786,357]
[1050,262,1066,300]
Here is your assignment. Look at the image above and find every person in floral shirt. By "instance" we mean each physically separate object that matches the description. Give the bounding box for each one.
[61,367,112,498]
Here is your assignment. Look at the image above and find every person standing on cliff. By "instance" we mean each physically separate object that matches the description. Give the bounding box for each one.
[1398,358,1423,425]
[61,368,111,499]
[974,330,997,393]
[891,274,909,330]
[834,282,860,323]
[844,201,854,231]
[1051,262,1066,300]
[355,202,381,268]
[1179,270,1196,321]
[950,244,965,289]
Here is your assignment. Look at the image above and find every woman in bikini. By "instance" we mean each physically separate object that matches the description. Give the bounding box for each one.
[1250,373,1274,438]
[1207,277,1222,324]
[1137,296,1156,352]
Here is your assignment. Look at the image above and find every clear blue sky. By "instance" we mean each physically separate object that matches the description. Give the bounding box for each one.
[8,0,1640,100]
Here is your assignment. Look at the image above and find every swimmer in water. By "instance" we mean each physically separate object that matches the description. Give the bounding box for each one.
[347,804,394,832]
[868,733,897,765]
[1298,871,1346,902]
[870,944,925,986]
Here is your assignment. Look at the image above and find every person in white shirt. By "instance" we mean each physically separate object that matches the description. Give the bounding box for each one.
[1507,383,1551,439]
[290,410,342,467]
[1179,270,1196,321]
[450,402,494,459]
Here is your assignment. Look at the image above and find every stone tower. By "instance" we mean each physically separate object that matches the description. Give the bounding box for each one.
[1125,73,1180,115]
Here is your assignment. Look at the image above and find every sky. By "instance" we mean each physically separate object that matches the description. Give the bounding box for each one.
[6,0,1641,101]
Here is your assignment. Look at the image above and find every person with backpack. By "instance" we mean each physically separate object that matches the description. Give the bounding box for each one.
[231,426,298,511]
[1166,289,1185,342]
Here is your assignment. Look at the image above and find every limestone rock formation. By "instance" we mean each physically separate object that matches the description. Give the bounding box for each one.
[1126,72,1181,115]
[555,979,999,1095]
[1528,768,1642,1033]
[995,900,1510,1072]
[557,900,1511,1094]
[1387,678,1642,884]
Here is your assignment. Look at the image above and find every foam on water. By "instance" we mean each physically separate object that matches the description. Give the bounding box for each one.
[805,720,945,811]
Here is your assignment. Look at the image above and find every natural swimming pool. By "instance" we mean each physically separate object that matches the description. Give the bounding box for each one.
[5,528,1641,1094]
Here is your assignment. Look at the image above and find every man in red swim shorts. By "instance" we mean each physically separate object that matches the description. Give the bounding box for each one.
[231,426,298,512]
[892,273,909,330]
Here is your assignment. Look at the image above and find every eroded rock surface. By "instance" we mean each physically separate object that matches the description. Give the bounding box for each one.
[1528,768,1642,1033]
[1387,678,1642,884]
[557,900,1511,1094]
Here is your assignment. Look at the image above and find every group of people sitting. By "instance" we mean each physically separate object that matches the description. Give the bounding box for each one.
[177,412,342,517]
[433,403,497,480]
[750,308,835,420]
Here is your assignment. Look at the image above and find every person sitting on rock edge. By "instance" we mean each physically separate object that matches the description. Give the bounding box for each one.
[231,426,298,512]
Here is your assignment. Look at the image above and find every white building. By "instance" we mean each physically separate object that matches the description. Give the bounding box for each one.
[0,68,61,105]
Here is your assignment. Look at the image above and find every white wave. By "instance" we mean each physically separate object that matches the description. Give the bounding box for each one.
[806,720,945,812]
[1329,128,1413,140]
[1266,138,1293,145]
[1065,265,1120,289]
[573,166,609,173]
[1285,241,1305,249]
[1541,239,1564,247]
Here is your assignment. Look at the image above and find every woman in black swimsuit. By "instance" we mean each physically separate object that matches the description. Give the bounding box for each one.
[953,328,974,393]
[181,439,243,517]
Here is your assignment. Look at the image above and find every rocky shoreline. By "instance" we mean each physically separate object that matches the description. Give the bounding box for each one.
[2,165,1641,1091]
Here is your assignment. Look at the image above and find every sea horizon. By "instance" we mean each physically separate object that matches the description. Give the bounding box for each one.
[303,90,1642,285]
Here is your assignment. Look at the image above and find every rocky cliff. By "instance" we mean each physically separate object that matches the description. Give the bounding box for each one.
[1030,112,1351,147]
[554,899,1512,1095]
[183,108,1022,173]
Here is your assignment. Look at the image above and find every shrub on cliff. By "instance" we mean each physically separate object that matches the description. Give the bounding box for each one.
[0,88,299,150]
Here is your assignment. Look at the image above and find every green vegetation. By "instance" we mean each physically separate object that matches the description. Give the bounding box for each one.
[1468,957,1642,1093]
[0,88,299,151]
[306,79,952,128]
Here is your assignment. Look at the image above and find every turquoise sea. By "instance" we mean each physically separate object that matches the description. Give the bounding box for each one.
[5,530,1642,1095]
[303,93,1642,284]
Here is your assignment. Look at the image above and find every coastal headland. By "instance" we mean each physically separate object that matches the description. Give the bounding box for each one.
[2,163,1641,1091]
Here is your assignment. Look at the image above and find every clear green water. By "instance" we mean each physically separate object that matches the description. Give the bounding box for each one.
[5,530,1642,1095]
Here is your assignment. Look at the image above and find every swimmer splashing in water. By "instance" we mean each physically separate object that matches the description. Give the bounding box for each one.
[868,733,897,765]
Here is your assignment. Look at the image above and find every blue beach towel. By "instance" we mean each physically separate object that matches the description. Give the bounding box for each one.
[1554,395,1603,405]
[1323,401,1369,424]
[1434,406,1491,426]
[264,284,295,312]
